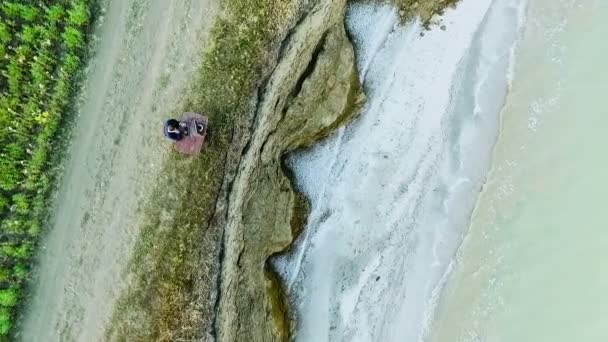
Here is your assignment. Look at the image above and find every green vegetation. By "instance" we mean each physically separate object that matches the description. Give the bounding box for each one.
[0,0,94,337]
[395,0,460,24]
[356,0,459,24]
[107,0,300,340]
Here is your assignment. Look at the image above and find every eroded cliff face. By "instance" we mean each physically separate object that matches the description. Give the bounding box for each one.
[206,0,462,340]
[215,0,364,340]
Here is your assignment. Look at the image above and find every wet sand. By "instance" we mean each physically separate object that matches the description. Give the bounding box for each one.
[429,1,608,341]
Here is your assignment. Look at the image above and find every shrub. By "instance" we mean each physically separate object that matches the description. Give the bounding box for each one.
[11,194,29,215]
[0,308,11,336]
[0,23,10,44]
[68,3,90,27]
[0,158,20,191]
[63,54,81,75]
[31,58,53,89]
[0,220,25,235]
[6,59,24,96]
[0,196,8,212]
[19,6,40,22]
[0,288,19,307]
[62,26,84,50]
[27,220,41,237]
[0,268,10,283]
[33,111,51,126]
[46,4,66,24]
[1,3,21,18]
[38,25,59,45]
[0,242,31,260]
[12,264,28,280]
[20,25,38,44]
[5,143,25,161]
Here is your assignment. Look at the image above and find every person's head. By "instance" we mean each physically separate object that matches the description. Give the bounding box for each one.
[166,118,179,130]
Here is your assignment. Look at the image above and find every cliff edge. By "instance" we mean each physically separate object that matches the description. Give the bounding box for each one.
[214,0,364,340]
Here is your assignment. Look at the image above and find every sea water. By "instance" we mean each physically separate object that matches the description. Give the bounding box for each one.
[429,1,608,341]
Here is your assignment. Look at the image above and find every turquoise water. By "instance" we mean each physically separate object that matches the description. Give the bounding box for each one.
[429,1,608,341]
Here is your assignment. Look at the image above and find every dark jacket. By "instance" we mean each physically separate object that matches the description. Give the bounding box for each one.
[165,119,183,141]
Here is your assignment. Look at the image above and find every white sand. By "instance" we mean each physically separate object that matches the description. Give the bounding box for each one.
[277,0,526,341]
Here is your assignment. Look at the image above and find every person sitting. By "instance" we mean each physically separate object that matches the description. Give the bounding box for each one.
[164,118,187,141]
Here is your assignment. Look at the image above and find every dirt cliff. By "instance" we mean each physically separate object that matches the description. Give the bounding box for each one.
[210,0,459,340]
[213,0,364,340]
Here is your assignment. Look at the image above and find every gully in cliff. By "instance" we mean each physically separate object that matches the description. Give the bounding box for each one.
[163,112,210,155]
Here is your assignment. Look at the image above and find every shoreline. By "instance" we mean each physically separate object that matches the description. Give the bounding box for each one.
[429,1,608,340]
[281,0,527,340]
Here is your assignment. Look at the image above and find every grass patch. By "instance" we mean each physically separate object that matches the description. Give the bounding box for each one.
[394,0,460,26]
[107,0,301,340]
[354,0,460,24]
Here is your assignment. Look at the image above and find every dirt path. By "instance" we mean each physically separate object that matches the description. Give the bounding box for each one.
[19,0,217,340]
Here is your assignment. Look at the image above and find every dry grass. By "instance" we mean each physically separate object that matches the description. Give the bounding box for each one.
[105,0,301,341]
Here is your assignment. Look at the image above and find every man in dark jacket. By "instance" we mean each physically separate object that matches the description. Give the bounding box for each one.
[164,118,188,141]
